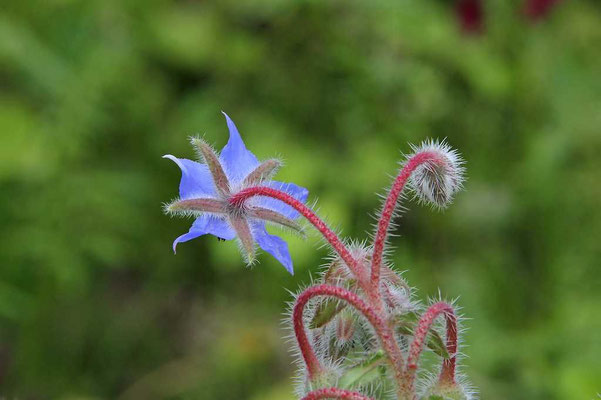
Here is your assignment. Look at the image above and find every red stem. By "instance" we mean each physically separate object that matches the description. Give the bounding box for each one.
[302,387,374,400]
[403,302,458,394]
[439,310,458,386]
[231,186,365,282]
[370,151,442,293]
[293,284,404,384]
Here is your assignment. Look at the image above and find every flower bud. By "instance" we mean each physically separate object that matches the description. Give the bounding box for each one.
[409,140,465,209]
[335,312,356,345]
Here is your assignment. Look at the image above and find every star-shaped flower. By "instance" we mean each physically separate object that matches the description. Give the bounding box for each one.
[163,112,308,274]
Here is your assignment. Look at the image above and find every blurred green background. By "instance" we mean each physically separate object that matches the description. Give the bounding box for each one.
[1,0,600,399]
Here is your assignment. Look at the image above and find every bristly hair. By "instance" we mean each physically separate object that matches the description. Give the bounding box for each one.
[407,139,466,210]
[163,126,474,398]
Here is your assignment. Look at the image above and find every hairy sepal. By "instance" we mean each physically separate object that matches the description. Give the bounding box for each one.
[229,215,256,263]
[190,137,231,196]
[166,198,225,216]
[249,206,305,237]
[243,159,282,185]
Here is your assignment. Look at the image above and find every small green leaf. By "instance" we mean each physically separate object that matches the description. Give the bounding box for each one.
[427,329,450,359]
[338,350,386,389]
[309,299,346,329]
[395,312,450,359]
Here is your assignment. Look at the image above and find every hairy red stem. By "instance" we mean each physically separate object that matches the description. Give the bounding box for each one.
[402,302,458,395]
[370,151,442,294]
[231,186,364,281]
[439,308,458,386]
[302,387,374,400]
[293,284,404,386]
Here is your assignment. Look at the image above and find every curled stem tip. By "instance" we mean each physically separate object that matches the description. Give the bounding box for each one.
[371,143,464,295]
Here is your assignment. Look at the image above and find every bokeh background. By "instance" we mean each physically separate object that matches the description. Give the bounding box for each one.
[1,0,600,399]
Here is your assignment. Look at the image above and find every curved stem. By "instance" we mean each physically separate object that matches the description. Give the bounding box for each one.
[231,186,364,282]
[402,302,458,395]
[370,151,442,293]
[293,284,404,388]
[302,387,374,400]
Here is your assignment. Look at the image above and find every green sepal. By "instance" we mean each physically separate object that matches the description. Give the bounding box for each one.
[309,299,347,329]
[337,350,386,389]
[395,312,450,359]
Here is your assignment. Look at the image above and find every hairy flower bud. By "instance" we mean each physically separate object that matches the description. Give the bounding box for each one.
[382,282,414,316]
[335,312,356,345]
[408,140,465,209]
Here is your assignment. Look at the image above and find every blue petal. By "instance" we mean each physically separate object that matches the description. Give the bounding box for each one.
[254,223,294,275]
[219,112,260,183]
[259,181,309,219]
[172,215,236,253]
[163,155,216,199]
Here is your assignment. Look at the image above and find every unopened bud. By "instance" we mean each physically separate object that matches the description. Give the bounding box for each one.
[409,140,465,209]
[335,313,356,344]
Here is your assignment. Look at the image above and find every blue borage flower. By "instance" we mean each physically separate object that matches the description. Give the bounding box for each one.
[163,112,308,274]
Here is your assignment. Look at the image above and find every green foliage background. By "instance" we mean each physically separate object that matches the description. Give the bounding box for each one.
[1,0,599,399]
